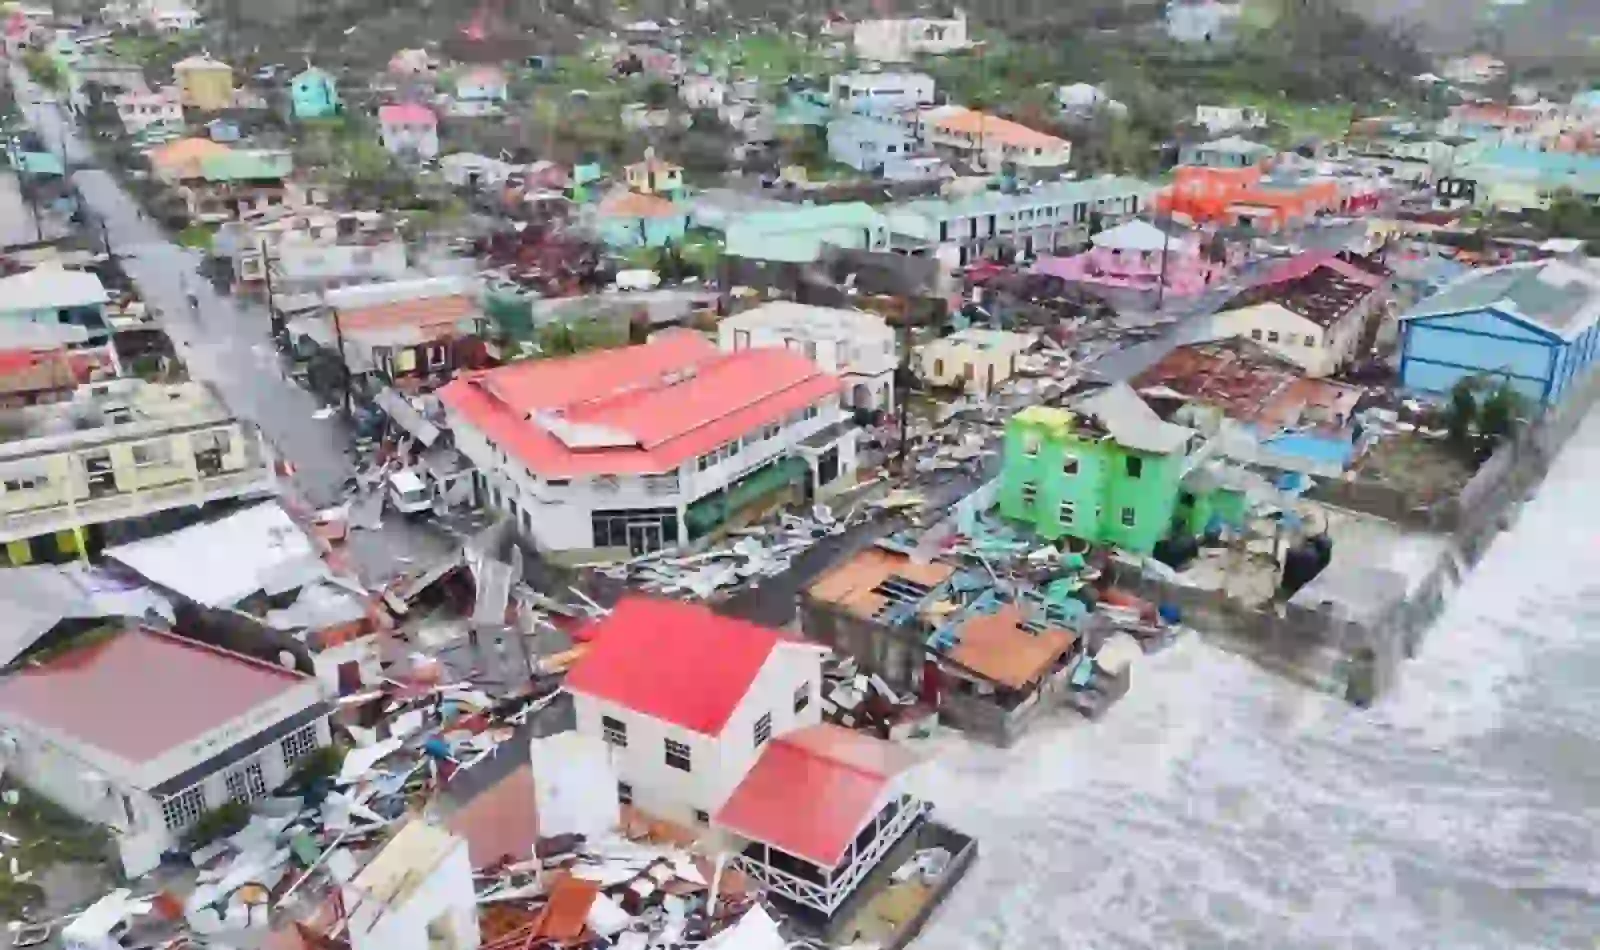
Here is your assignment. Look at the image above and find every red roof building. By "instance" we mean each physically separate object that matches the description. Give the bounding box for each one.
[437,330,859,555]
[714,723,921,867]
[0,627,331,877]
[565,597,784,736]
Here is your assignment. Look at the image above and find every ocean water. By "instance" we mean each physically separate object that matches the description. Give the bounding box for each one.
[912,412,1600,950]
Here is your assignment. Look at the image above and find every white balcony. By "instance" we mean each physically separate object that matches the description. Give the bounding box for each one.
[0,466,277,542]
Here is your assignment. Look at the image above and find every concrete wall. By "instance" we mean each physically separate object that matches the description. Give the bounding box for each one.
[1156,362,1600,704]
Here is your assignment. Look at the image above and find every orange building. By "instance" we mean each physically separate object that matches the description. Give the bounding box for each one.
[1156,166,1343,232]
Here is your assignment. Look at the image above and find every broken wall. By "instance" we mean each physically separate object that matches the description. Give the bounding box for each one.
[800,596,926,693]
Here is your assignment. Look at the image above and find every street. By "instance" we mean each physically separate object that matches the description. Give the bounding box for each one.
[8,65,460,582]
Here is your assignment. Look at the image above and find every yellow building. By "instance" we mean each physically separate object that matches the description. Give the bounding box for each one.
[173,54,234,111]
[916,328,1035,397]
[623,150,684,196]
[0,380,275,565]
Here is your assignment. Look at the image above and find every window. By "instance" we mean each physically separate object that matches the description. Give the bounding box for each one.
[1021,435,1040,457]
[161,786,206,831]
[602,715,628,747]
[934,358,945,377]
[1251,329,1263,340]
[733,329,750,350]
[665,738,692,772]
[804,340,817,361]
[1020,481,1038,507]
[1125,457,1143,478]
[1,475,46,492]
[693,809,710,825]
[1267,331,1280,343]
[280,724,319,765]
[225,760,268,804]
[754,713,772,747]
[1059,501,1076,524]
[1120,506,1137,527]
[761,423,781,441]
[1304,335,1317,347]
[1062,456,1079,476]
[803,405,820,421]
[794,683,811,714]
[697,452,717,472]
[132,441,173,467]
[1178,491,1195,508]
[617,782,633,804]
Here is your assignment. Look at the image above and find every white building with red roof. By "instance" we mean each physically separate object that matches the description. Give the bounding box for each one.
[377,103,439,160]
[0,626,331,877]
[565,598,928,916]
[437,330,858,557]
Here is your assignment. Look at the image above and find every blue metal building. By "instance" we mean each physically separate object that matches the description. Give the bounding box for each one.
[1398,261,1600,407]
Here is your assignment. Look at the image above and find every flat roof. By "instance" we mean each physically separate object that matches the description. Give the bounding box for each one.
[0,627,313,765]
[807,547,955,620]
[0,380,234,454]
[947,603,1076,690]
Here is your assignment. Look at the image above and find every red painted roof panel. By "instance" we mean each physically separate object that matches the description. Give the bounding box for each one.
[713,724,920,867]
[437,331,843,477]
[0,627,313,763]
[564,598,780,736]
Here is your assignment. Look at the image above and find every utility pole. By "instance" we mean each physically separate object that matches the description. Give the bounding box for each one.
[1155,211,1172,311]
[331,302,352,421]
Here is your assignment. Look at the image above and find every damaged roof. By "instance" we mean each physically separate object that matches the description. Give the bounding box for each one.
[1229,251,1383,328]
[1133,340,1363,430]
[806,548,955,622]
[437,330,842,477]
[713,723,920,868]
[945,602,1077,690]
[1071,383,1195,455]
[564,598,783,736]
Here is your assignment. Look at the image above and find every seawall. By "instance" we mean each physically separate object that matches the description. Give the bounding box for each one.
[1119,365,1600,704]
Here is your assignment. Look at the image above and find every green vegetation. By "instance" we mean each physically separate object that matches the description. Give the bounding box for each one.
[175,223,214,251]
[1445,378,1525,463]
[183,800,252,850]
[698,32,835,86]
[0,781,113,917]
[537,317,629,356]
[21,50,63,92]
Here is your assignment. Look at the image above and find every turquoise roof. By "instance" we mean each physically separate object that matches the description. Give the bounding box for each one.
[888,175,1155,221]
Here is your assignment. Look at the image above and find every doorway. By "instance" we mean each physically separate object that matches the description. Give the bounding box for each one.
[627,521,662,556]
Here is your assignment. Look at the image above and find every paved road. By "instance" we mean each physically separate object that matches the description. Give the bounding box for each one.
[8,66,360,508]
[8,66,461,582]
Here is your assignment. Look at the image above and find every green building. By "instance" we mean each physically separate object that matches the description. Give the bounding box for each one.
[998,385,1242,555]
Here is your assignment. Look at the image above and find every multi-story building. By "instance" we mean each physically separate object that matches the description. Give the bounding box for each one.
[1212,250,1389,378]
[998,386,1217,556]
[826,116,922,176]
[568,597,928,916]
[723,202,889,264]
[717,301,898,413]
[885,175,1155,267]
[1192,105,1266,136]
[172,54,233,112]
[0,380,275,564]
[437,330,858,559]
[113,87,184,134]
[377,103,440,161]
[826,70,935,115]
[908,105,1071,172]
[214,210,406,290]
[1178,135,1273,169]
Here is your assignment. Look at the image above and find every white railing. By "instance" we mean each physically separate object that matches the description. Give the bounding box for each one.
[731,796,929,916]
[0,466,276,540]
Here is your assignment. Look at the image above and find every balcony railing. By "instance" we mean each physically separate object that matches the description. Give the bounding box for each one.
[0,466,277,540]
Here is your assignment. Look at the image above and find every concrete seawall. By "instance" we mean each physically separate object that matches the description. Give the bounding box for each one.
[1120,365,1600,704]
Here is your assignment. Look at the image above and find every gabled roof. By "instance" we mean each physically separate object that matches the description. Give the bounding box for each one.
[714,723,920,867]
[0,626,312,765]
[922,105,1066,151]
[1091,219,1192,253]
[1400,260,1600,341]
[335,293,480,337]
[564,598,782,736]
[378,102,436,126]
[437,330,842,477]
[173,54,229,71]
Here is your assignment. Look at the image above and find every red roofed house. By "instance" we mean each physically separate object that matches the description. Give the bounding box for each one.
[0,626,331,877]
[566,598,927,916]
[438,329,858,557]
[378,102,440,160]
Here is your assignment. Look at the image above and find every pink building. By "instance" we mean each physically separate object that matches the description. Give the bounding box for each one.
[1032,219,1234,297]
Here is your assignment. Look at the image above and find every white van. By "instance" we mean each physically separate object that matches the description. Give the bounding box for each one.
[387,469,432,515]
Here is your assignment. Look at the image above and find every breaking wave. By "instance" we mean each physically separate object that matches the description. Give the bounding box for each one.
[912,411,1600,950]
